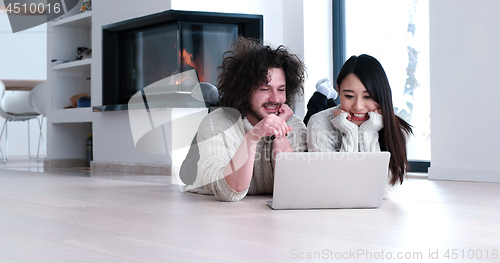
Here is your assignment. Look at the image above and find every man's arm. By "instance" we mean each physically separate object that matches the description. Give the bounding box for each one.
[222,132,259,192]
[270,104,295,166]
[223,113,291,192]
[191,110,251,201]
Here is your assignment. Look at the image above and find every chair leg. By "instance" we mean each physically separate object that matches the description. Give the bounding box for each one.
[36,116,46,159]
[5,121,8,161]
[27,119,31,159]
[0,120,6,162]
[1,121,8,162]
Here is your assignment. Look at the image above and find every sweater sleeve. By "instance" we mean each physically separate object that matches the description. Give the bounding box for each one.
[306,108,342,152]
[331,112,359,152]
[187,110,249,202]
[358,111,383,152]
[286,115,307,152]
[358,112,395,197]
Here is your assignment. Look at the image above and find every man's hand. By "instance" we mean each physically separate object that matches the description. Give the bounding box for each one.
[277,103,294,122]
[248,114,292,141]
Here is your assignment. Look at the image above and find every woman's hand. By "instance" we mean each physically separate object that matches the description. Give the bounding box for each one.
[359,110,384,133]
[334,109,352,121]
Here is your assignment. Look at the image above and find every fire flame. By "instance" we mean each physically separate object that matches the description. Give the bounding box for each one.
[174,75,190,85]
[181,48,204,82]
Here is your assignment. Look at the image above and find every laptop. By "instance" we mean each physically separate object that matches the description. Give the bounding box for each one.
[267,151,391,210]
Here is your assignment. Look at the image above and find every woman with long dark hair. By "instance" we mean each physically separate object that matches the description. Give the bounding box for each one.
[307,54,412,195]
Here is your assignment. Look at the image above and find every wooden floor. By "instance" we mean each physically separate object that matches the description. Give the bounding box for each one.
[0,158,499,262]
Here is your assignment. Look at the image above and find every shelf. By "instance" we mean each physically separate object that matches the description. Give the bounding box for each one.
[47,7,94,161]
[53,59,92,70]
[50,108,94,123]
[52,11,92,27]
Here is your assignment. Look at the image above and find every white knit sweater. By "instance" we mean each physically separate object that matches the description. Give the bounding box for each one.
[306,105,399,197]
[187,108,307,202]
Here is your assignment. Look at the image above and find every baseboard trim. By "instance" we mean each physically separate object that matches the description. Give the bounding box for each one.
[44,159,86,168]
[428,167,500,183]
[91,161,171,175]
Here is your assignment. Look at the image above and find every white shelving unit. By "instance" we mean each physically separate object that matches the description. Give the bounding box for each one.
[52,11,92,27]
[52,59,91,70]
[47,11,93,161]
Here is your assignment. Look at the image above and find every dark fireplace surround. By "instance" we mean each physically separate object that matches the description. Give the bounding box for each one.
[98,10,263,111]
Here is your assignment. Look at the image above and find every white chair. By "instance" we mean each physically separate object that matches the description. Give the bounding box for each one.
[0,80,41,162]
[29,82,48,159]
[0,81,5,161]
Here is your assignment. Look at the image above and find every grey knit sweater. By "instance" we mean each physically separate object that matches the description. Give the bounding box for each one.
[186,108,307,202]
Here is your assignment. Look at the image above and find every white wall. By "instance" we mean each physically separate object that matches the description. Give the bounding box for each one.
[282,0,305,117]
[91,0,332,166]
[282,0,334,118]
[428,0,500,182]
[303,0,333,116]
[0,8,47,158]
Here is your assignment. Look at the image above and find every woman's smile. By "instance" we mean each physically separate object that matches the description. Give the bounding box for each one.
[351,112,368,121]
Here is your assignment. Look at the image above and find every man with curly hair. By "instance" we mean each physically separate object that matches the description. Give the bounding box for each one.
[186,37,307,202]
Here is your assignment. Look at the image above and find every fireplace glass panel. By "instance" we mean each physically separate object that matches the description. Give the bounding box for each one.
[180,23,238,89]
[120,24,178,103]
[119,22,238,104]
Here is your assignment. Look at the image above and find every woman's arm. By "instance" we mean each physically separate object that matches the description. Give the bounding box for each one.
[307,108,346,152]
[358,111,384,152]
[331,111,360,152]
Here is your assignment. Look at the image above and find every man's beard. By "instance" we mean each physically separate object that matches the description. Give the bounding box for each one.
[247,103,281,121]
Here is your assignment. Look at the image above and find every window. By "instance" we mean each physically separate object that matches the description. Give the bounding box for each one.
[337,0,430,169]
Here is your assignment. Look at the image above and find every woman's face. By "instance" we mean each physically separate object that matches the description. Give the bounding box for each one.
[338,73,379,126]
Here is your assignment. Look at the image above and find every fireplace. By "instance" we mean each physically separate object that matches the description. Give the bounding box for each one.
[100,10,263,110]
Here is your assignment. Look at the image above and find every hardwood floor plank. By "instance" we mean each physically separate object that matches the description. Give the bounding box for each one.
[0,163,499,262]
[0,227,138,263]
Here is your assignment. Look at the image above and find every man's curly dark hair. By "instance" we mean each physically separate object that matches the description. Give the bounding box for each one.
[217,37,306,115]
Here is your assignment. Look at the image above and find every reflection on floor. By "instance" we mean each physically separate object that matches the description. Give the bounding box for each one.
[0,156,499,262]
[0,156,47,172]
[0,156,171,184]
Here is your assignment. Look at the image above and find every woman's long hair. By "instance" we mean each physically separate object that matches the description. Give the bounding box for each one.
[217,37,306,115]
[337,54,413,185]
